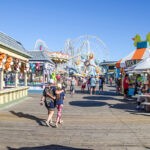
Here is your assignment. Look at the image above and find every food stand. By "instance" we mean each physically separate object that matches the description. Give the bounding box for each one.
[116,36,150,95]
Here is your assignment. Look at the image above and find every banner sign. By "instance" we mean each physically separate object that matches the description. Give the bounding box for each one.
[137,41,148,49]
[125,59,141,68]
[115,68,120,78]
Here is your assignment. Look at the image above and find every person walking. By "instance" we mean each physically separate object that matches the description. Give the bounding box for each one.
[90,75,96,95]
[109,77,113,86]
[62,79,67,94]
[40,79,56,127]
[81,77,86,93]
[87,76,91,93]
[123,74,129,99]
[98,76,104,94]
[116,78,121,95]
[55,83,65,128]
[70,77,76,97]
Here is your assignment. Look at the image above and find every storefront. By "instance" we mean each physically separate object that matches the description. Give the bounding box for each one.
[28,50,55,87]
[116,41,150,95]
[99,60,117,83]
[116,43,150,69]
[0,32,31,105]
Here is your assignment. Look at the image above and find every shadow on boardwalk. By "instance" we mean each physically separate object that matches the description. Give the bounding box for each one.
[7,145,93,150]
[82,95,123,101]
[69,100,107,107]
[9,110,46,126]
[69,97,137,113]
[76,90,122,97]
[71,90,144,115]
[108,102,136,111]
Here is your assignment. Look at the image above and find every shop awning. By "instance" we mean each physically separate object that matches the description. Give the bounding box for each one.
[116,48,150,68]
[134,57,150,71]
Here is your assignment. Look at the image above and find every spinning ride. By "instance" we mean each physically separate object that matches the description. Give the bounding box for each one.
[47,51,69,75]
[64,35,109,76]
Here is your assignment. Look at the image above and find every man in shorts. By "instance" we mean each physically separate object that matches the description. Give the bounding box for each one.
[90,75,96,95]
[99,76,104,94]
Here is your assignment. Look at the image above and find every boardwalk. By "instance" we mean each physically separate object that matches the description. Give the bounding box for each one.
[0,85,150,150]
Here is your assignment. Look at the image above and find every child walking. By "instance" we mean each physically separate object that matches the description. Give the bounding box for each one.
[55,83,65,128]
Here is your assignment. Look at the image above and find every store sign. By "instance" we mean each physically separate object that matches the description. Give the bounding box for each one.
[125,59,141,68]
[108,69,114,72]
[137,41,148,49]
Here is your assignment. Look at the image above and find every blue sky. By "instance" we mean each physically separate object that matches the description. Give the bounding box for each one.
[0,0,150,61]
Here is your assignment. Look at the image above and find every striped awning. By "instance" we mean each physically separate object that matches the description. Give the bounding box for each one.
[116,48,150,68]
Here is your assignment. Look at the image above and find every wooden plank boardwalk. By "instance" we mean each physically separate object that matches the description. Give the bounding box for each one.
[0,85,150,150]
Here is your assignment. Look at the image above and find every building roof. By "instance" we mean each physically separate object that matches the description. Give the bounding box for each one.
[28,50,55,64]
[0,32,31,58]
[99,61,117,66]
[116,48,150,68]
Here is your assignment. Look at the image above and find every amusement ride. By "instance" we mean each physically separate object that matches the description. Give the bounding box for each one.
[31,35,109,81]
[64,35,109,76]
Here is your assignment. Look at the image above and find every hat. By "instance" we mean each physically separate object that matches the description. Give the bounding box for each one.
[48,79,54,84]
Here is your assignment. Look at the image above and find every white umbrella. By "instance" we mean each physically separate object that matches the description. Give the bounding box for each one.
[134,57,150,70]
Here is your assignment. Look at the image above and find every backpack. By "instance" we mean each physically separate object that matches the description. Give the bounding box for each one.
[43,86,56,107]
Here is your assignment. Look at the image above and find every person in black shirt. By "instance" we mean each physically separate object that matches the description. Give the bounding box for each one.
[98,76,105,94]
[40,79,56,127]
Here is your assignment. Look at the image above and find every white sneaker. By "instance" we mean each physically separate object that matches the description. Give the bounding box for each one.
[45,121,50,127]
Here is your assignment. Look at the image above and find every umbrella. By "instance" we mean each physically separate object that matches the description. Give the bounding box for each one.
[134,57,150,70]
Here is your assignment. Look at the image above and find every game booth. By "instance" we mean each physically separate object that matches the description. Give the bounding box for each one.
[28,50,55,88]
[0,32,31,105]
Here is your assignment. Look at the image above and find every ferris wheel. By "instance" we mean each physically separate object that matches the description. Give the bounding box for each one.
[64,35,109,61]
[64,35,110,75]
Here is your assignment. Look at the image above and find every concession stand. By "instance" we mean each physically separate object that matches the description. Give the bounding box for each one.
[116,40,150,95]
[0,32,31,105]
